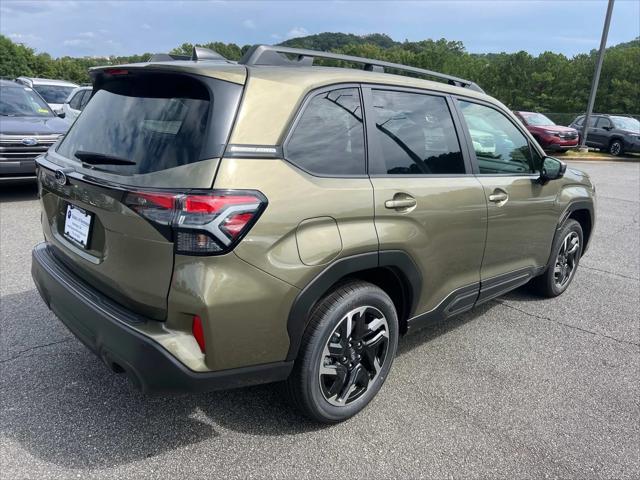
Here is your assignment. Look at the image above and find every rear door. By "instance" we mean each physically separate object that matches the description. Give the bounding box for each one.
[455,98,560,299]
[364,86,487,319]
[37,69,243,320]
[582,116,600,147]
[591,116,612,146]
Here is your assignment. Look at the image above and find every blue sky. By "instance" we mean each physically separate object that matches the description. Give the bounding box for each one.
[1,0,639,58]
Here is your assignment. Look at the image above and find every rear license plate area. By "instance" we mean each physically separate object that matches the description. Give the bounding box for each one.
[63,204,93,249]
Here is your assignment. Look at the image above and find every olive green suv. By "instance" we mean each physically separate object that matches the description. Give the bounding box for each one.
[31,45,595,423]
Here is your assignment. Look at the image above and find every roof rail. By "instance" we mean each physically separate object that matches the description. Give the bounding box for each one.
[147,47,230,63]
[239,45,484,93]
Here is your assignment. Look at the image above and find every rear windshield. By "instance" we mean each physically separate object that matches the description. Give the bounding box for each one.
[33,85,75,104]
[56,72,242,175]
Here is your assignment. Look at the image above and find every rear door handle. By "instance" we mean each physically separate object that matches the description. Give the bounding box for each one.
[488,189,508,203]
[385,196,417,210]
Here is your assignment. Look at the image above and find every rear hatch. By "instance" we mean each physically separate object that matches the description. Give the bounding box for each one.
[37,66,245,320]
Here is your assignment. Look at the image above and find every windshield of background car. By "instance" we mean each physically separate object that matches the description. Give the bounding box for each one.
[33,85,75,104]
[611,116,640,132]
[56,71,242,175]
[521,113,555,126]
[0,85,54,117]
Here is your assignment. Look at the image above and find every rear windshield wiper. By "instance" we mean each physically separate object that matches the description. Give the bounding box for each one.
[75,150,136,166]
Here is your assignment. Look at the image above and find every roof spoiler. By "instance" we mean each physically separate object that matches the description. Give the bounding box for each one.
[146,47,230,63]
[239,45,484,93]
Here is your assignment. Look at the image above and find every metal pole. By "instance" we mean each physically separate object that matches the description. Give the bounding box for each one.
[579,0,615,150]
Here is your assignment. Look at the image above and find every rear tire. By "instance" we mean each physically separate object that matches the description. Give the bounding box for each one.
[530,219,583,297]
[286,280,398,423]
[609,139,623,156]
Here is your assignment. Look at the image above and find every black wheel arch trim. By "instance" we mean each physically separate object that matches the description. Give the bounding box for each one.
[554,199,594,258]
[285,250,421,361]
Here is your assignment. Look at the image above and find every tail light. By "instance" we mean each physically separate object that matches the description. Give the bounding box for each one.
[125,189,266,255]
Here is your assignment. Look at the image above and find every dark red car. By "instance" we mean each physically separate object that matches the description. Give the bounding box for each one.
[514,111,579,151]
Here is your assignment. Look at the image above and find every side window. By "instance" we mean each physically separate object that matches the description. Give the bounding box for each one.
[370,90,465,174]
[596,117,611,129]
[459,101,536,174]
[286,87,365,176]
[587,116,598,127]
[69,92,83,110]
[79,90,92,109]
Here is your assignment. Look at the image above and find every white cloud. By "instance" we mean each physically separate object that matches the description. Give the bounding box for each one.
[287,26,308,38]
[7,32,42,42]
[141,23,152,30]
[62,38,89,46]
[242,19,256,29]
[78,31,96,38]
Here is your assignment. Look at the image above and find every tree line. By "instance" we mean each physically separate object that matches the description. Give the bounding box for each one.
[1,32,638,116]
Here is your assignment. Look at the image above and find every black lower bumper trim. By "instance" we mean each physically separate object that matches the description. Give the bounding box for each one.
[31,243,293,393]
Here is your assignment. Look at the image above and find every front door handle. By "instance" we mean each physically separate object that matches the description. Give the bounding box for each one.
[488,189,508,203]
[385,195,417,210]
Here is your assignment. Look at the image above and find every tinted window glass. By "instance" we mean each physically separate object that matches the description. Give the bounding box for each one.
[57,73,240,176]
[596,117,611,128]
[69,91,83,110]
[286,88,365,175]
[79,90,92,109]
[0,85,53,117]
[459,101,535,174]
[371,91,464,174]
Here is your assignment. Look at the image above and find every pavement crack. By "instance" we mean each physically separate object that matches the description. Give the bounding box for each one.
[580,265,640,281]
[0,338,71,364]
[496,300,640,349]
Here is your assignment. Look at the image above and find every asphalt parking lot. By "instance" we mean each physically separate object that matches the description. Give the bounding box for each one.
[1,161,638,479]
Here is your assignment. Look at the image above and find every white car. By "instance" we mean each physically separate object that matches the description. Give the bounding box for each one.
[62,86,92,121]
[15,77,79,115]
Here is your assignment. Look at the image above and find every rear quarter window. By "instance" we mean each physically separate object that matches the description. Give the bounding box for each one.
[285,87,365,176]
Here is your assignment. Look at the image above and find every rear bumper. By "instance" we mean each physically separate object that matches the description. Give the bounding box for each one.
[31,243,293,393]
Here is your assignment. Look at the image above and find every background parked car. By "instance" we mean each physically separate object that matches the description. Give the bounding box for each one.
[15,77,79,115]
[569,114,640,156]
[0,79,70,181]
[514,111,579,151]
[62,86,92,121]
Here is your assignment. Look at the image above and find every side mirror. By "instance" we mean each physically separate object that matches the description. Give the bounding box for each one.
[539,156,566,184]
[57,112,66,119]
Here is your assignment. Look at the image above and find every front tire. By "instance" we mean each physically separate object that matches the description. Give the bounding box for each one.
[286,280,399,423]
[609,139,623,156]
[530,219,583,297]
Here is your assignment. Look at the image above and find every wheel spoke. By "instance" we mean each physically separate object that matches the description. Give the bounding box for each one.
[327,341,344,357]
[567,236,579,256]
[362,331,388,373]
[336,364,367,404]
[326,364,348,397]
[352,308,368,341]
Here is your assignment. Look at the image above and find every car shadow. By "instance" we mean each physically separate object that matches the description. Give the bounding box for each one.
[1,288,503,470]
[0,182,38,203]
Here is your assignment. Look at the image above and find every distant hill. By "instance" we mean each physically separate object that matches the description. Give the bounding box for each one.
[279,32,398,50]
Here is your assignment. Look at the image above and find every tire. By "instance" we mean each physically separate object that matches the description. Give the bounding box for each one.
[608,139,623,156]
[530,219,583,297]
[286,280,399,423]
